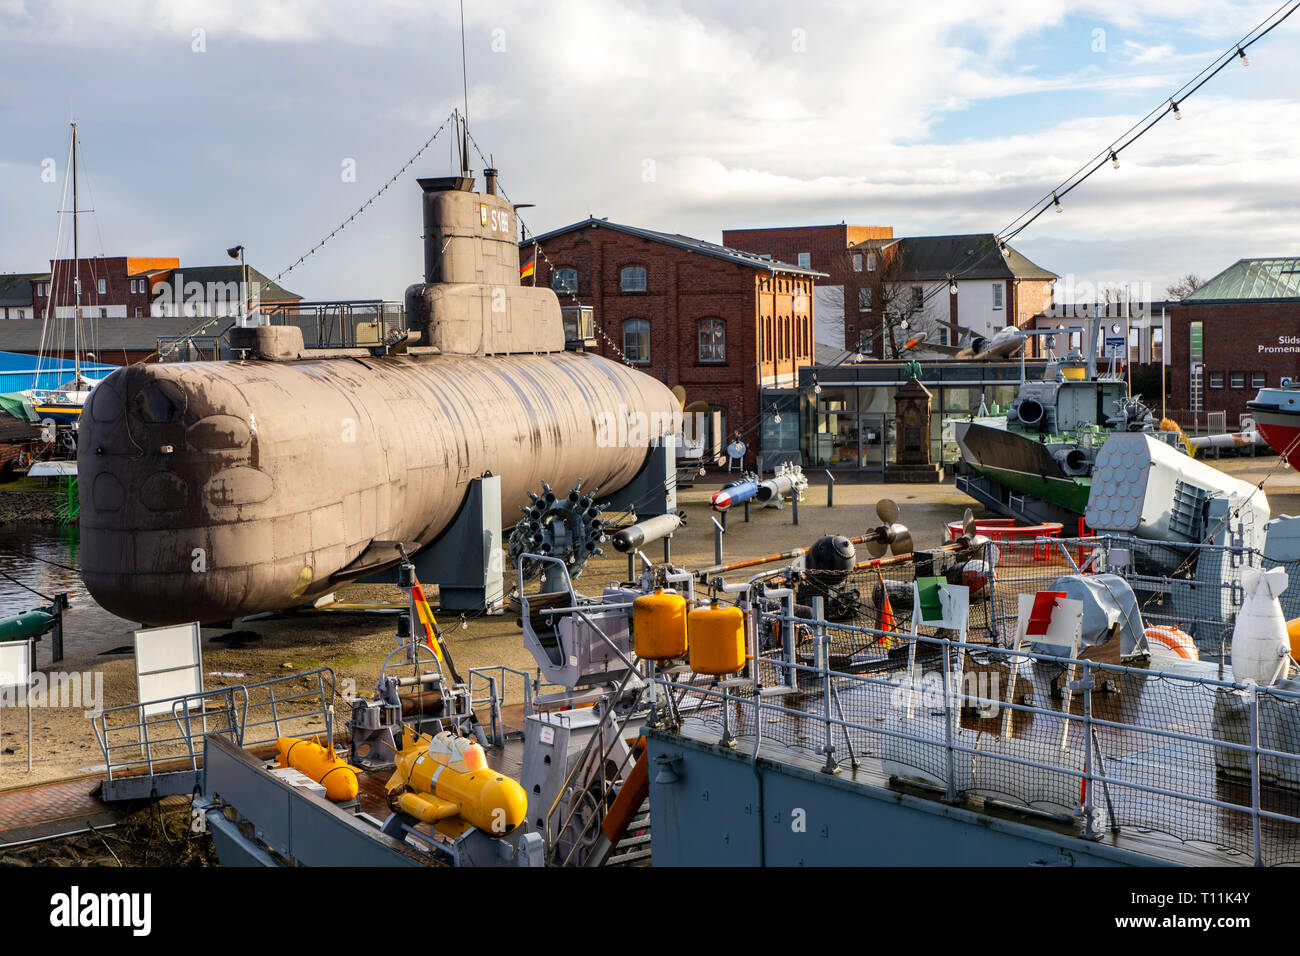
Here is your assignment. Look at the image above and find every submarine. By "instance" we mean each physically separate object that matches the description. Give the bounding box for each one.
[77,169,678,624]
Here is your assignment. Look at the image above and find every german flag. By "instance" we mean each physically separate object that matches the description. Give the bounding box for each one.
[520,254,536,281]
[410,577,445,664]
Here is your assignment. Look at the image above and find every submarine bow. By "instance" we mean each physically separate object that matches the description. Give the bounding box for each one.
[78,172,678,624]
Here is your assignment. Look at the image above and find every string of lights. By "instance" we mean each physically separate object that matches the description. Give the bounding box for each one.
[899,1,1298,329]
[273,110,456,284]
[462,126,641,368]
[154,112,457,361]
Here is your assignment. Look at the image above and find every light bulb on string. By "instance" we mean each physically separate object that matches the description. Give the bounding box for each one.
[1053,193,1062,214]
[1110,150,1119,169]
[1170,98,1181,120]
[1237,45,1249,66]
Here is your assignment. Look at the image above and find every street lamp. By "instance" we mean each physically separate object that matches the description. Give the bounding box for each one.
[227,245,249,326]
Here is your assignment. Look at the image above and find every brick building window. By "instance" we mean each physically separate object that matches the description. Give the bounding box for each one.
[1229,372,1245,389]
[1252,372,1267,388]
[552,268,578,295]
[622,318,649,363]
[97,278,106,295]
[1208,372,1224,389]
[858,288,871,312]
[620,266,647,292]
[698,318,725,362]
[797,253,811,269]
[1151,326,1163,362]
[852,254,862,272]
[867,252,877,272]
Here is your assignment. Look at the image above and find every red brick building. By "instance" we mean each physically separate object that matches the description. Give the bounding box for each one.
[1167,258,1300,426]
[723,226,1056,357]
[15,256,300,323]
[722,224,893,350]
[33,256,180,320]
[522,218,824,450]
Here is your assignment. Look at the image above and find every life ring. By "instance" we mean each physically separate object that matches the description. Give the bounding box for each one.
[1144,625,1198,661]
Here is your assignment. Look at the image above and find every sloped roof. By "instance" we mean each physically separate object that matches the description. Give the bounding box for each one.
[154,265,301,302]
[526,217,828,278]
[814,343,854,366]
[0,273,48,307]
[0,316,236,353]
[1185,258,1300,301]
[895,234,1057,282]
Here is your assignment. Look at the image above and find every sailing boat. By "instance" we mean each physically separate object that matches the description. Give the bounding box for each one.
[26,122,103,430]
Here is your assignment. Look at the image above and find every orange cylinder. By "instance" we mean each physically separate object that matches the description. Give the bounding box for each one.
[689,601,746,675]
[276,736,359,802]
[633,587,689,661]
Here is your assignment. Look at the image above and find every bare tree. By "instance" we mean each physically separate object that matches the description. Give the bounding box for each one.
[1165,273,1204,300]
[830,245,943,359]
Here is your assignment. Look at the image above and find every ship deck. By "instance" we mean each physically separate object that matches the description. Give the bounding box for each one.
[663,636,1300,866]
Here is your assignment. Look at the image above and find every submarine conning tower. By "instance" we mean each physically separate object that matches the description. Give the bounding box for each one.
[405,173,563,356]
[76,169,679,625]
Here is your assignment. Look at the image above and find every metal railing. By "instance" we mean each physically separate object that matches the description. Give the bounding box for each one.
[91,668,336,785]
[468,665,534,746]
[261,299,405,349]
[656,609,1300,866]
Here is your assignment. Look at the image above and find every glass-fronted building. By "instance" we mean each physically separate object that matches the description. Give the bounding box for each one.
[758,361,1045,475]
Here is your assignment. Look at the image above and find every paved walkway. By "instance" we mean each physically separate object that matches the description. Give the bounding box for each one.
[0,774,118,847]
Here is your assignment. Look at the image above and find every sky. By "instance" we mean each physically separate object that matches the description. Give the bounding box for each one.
[1,0,1298,303]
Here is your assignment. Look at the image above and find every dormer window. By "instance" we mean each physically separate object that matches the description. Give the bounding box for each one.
[620,266,647,292]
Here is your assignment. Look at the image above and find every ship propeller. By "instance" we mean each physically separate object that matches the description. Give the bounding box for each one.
[864,498,913,558]
[949,508,991,552]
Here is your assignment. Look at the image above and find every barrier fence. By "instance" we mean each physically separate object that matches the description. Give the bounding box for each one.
[662,540,1300,865]
[91,668,336,786]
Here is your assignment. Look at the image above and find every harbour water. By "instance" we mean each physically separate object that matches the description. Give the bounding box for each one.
[0,523,87,618]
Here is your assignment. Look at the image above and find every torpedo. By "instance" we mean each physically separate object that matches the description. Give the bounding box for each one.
[77,171,678,624]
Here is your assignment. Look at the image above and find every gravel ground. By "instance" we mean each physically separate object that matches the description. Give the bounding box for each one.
[0,486,62,523]
[0,456,1292,792]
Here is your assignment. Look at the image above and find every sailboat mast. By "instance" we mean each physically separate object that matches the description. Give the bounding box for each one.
[71,122,81,385]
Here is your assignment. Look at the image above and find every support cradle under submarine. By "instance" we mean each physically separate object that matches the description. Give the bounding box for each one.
[77,171,679,625]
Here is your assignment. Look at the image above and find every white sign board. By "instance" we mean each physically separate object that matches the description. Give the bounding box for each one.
[135,623,204,718]
[0,639,33,774]
[0,639,32,692]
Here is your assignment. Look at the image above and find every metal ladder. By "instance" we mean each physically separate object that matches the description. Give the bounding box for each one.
[543,664,650,867]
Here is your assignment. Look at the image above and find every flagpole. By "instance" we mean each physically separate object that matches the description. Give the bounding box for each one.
[532,242,538,287]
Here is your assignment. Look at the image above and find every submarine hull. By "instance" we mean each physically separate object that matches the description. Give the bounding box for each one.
[77,350,677,624]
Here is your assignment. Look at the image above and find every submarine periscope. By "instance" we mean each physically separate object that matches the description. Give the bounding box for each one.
[77,171,679,625]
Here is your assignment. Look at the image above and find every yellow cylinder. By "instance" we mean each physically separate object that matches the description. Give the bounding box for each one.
[1288,617,1300,662]
[396,743,528,835]
[689,601,746,675]
[276,736,359,802]
[633,587,689,661]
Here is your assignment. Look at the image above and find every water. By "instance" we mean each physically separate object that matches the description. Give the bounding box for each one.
[0,523,89,617]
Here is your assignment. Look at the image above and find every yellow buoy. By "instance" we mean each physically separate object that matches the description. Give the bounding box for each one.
[689,600,746,675]
[633,587,689,661]
[1288,617,1300,662]
[276,736,360,802]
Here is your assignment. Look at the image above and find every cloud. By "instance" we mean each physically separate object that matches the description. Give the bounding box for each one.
[0,0,1296,300]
